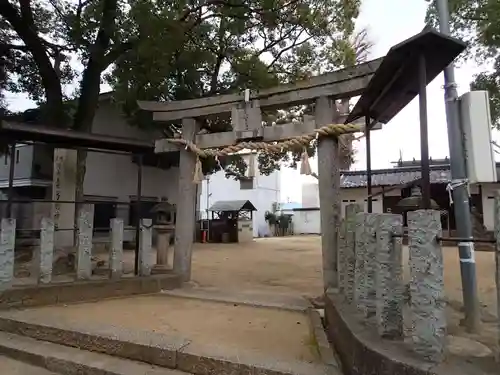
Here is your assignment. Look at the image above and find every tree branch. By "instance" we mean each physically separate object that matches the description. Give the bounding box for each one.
[266,32,313,69]
[0,0,64,125]
[102,40,135,70]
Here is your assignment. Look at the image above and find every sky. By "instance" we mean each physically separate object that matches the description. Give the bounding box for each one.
[3,0,496,205]
[280,0,498,203]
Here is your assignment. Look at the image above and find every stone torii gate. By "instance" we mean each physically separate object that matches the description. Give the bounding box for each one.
[138,58,382,286]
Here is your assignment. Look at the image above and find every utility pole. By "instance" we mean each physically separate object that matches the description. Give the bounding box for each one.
[434,0,480,332]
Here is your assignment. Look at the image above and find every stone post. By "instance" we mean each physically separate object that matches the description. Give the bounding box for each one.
[343,204,361,301]
[173,117,198,282]
[77,205,93,280]
[316,97,342,291]
[139,218,153,276]
[0,218,15,290]
[152,226,173,274]
[494,193,500,358]
[109,218,124,279]
[408,210,446,362]
[353,212,366,306]
[354,212,377,318]
[338,218,346,293]
[375,213,404,339]
[38,218,54,284]
[363,213,378,319]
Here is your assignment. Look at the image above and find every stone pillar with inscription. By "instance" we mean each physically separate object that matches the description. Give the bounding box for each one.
[52,149,78,249]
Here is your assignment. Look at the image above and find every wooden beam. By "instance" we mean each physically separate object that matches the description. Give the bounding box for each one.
[154,116,383,154]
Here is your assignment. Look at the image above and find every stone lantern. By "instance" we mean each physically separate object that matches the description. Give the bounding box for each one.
[397,185,439,211]
[150,200,176,274]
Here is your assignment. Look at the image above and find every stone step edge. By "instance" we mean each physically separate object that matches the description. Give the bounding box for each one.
[0,316,331,375]
[160,288,311,312]
[0,330,188,375]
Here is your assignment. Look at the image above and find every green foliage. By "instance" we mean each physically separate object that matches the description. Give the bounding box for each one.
[108,0,367,177]
[264,211,278,225]
[426,0,500,128]
[1,0,369,179]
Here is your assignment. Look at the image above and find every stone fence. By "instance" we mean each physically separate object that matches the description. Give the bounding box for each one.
[334,203,500,366]
[0,208,154,290]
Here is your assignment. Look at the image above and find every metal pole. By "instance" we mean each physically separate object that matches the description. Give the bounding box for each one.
[7,144,15,217]
[418,54,431,209]
[435,0,480,332]
[134,154,143,275]
[206,177,210,241]
[365,116,372,213]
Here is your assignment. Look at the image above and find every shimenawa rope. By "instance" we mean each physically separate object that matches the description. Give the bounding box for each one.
[164,122,363,183]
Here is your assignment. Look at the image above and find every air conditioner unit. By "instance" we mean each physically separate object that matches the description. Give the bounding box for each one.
[459,91,497,184]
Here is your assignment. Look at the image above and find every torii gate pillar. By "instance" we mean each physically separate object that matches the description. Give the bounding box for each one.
[315,96,342,292]
[173,117,198,281]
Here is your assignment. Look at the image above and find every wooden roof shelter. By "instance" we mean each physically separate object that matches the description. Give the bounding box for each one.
[0,120,156,275]
[345,27,467,212]
[208,200,256,220]
[208,200,257,212]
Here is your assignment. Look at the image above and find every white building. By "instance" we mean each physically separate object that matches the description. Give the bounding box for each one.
[296,159,500,234]
[199,152,281,237]
[301,182,320,208]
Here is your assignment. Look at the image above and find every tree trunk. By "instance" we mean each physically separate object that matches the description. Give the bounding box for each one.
[71,34,109,242]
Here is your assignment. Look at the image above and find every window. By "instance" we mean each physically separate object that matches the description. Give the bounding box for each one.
[15,150,19,164]
[240,177,254,190]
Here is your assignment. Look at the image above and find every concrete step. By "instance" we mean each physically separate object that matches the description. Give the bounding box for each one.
[0,313,334,375]
[0,356,58,375]
[0,331,190,375]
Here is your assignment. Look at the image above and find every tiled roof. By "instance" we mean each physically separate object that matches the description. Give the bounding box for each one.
[208,200,257,212]
[340,167,451,188]
[279,202,302,210]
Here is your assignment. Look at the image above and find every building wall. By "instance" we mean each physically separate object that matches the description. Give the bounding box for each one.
[340,187,384,216]
[301,182,385,216]
[0,144,35,182]
[480,183,498,231]
[199,153,280,237]
[293,209,321,234]
[85,101,180,222]
[301,182,319,208]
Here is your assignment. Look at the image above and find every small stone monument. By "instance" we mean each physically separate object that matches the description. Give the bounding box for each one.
[150,200,175,274]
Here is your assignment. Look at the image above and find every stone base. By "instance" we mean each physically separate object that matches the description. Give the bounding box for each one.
[151,264,171,275]
[324,291,497,375]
